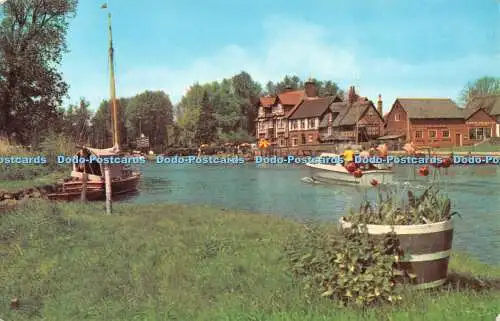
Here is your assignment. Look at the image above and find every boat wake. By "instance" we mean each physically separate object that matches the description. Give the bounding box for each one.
[301,177,318,184]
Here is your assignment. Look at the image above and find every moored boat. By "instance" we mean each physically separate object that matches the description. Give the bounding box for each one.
[47,146,141,201]
[305,153,394,185]
[47,12,141,201]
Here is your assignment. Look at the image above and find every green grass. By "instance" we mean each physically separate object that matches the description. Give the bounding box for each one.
[1,201,499,321]
[0,169,68,191]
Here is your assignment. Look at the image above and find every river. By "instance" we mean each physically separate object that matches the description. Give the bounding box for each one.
[123,162,500,265]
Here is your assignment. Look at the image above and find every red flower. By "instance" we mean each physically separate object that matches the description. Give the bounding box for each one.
[346,162,357,173]
[370,179,379,186]
[353,169,363,178]
[442,157,452,168]
[418,166,429,176]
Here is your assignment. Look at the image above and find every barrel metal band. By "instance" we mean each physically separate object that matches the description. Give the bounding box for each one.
[409,278,447,290]
[399,250,451,262]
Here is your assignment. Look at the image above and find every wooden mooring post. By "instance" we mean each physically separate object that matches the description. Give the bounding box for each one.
[104,164,112,214]
[81,171,87,202]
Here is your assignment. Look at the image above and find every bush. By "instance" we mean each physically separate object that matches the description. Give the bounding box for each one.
[285,223,411,308]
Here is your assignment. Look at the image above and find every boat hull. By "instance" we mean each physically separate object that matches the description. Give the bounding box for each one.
[306,163,394,185]
[47,173,141,201]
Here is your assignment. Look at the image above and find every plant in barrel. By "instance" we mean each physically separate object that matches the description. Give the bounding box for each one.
[340,145,459,292]
[285,144,459,308]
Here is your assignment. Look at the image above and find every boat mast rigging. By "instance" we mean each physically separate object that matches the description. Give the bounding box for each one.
[107,9,119,149]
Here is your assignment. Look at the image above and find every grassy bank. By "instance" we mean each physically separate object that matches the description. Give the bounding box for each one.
[0,136,71,191]
[1,201,499,320]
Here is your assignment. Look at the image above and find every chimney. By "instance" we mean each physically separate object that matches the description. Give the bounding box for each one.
[347,86,358,105]
[377,94,383,115]
[304,78,318,98]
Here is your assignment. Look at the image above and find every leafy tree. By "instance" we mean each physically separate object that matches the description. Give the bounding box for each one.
[0,0,78,144]
[459,76,500,106]
[194,90,216,145]
[126,91,173,151]
[264,75,343,97]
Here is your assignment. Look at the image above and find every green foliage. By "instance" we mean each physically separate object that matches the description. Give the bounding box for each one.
[264,75,344,97]
[38,132,75,162]
[0,0,78,144]
[285,223,410,308]
[195,89,217,145]
[125,90,174,148]
[459,76,500,106]
[346,170,459,225]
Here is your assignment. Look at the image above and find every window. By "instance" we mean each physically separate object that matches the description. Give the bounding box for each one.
[279,139,286,146]
[328,126,332,136]
[301,134,306,145]
[469,127,492,140]
[308,118,315,129]
[308,134,313,143]
[415,131,423,139]
[300,120,306,129]
[367,126,379,136]
[429,130,437,139]
[395,114,401,121]
[292,138,298,146]
[442,130,450,138]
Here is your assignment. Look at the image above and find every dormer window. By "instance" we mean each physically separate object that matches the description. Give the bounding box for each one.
[395,114,401,121]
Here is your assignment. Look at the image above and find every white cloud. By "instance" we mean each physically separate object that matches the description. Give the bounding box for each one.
[70,15,499,114]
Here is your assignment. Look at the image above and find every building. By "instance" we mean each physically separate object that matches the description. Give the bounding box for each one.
[256,88,305,145]
[256,82,386,147]
[465,95,500,137]
[319,96,384,144]
[287,95,343,146]
[384,98,497,147]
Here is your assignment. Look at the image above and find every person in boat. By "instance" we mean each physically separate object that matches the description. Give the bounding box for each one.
[343,145,356,169]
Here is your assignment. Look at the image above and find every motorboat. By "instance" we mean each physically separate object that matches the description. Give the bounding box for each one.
[305,152,394,185]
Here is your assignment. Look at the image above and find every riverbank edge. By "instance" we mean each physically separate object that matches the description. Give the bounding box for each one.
[1,201,499,321]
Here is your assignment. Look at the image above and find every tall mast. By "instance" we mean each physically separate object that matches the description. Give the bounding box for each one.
[107,12,119,149]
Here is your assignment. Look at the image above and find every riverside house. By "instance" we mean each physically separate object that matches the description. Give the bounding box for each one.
[384,98,497,147]
[256,88,305,146]
[256,81,384,147]
[464,95,500,137]
[319,91,385,144]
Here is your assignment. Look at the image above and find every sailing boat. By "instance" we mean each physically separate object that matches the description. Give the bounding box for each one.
[48,9,141,201]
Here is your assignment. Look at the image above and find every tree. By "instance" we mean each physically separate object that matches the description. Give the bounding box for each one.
[194,90,216,145]
[0,0,78,144]
[126,91,174,151]
[459,76,500,106]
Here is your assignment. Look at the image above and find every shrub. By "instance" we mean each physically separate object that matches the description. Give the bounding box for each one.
[285,223,407,307]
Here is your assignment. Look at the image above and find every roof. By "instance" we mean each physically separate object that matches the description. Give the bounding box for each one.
[395,98,464,119]
[377,134,405,140]
[465,95,500,116]
[330,100,373,126]
[83,145,120,157]
[319,115,329,128]
[288,96,338,120]
[259,96,277,108]
[278,90,305,106]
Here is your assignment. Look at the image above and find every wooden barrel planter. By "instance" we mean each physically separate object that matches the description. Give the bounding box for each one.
[339,217,454,289]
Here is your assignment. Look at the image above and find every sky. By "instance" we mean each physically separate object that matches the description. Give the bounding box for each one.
[61,0,500,113]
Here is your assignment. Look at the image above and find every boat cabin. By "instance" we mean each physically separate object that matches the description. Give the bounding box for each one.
[71,146,132,182]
